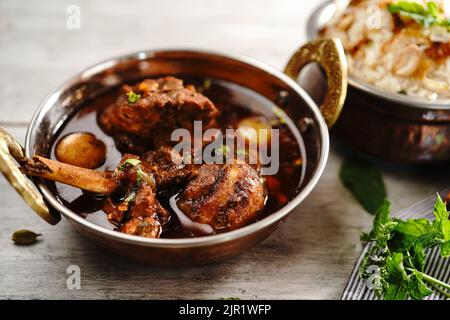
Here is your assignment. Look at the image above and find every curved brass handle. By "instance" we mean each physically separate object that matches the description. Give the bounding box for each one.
[0,128,60,225]
[284,38,347,128]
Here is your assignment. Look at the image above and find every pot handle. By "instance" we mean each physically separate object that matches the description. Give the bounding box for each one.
[284,38,347,128]
[0,128,60,225]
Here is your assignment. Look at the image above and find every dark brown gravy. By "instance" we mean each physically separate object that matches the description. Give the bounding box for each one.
[50,77,306,238]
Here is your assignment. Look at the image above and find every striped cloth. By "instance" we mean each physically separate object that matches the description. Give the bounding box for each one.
[341,189,450,300]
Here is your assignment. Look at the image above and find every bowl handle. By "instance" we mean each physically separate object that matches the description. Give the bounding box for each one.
[284,38,347,128]
[0,128,60,225]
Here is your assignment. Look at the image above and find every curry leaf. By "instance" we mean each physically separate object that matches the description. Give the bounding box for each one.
[340,158,387,215]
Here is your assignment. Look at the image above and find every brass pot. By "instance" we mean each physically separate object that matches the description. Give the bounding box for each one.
[0,39,347,266]
[307,0,450,163]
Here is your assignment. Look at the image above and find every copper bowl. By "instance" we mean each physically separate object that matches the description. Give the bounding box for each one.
[307,0,450,163]
[0,40,347,266]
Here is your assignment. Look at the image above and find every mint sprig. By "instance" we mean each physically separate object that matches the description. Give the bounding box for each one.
[360,194,450,300]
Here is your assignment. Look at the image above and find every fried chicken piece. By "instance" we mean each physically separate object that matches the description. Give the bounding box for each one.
[99,77,219,152]
[119,184,170,238]
[102,153,170,238]
[176,162,266,232]
[106,148,265,236]
[103,147,196,238]
[141,146,198,187]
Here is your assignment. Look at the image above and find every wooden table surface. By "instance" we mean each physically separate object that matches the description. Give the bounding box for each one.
[0,0,448,299]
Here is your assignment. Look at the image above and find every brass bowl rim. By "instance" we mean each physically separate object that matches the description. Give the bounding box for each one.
[25,48,330,248]
[307,0,450,110]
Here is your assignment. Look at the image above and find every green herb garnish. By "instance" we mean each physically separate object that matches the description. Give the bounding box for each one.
[126,91,141,104]
[360,194,450,300]
[118,158,141,172]
[123,191,137,203]
[340,158,387,215]
[388,1,450,28]
[117,158,154,187]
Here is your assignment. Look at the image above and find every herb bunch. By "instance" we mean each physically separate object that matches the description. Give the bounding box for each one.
[360,195,450,300]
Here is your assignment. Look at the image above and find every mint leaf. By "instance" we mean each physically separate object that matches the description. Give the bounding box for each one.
[434,194,449,223]
[340,158,387,215]
[393,218,435,249]
[385,253,433,300]
[407,272,433,300]
[412,232,441,270]
[385,284,408,300]
[433,194,450,242]
[441,240,450,258]
[386,252,408,283]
